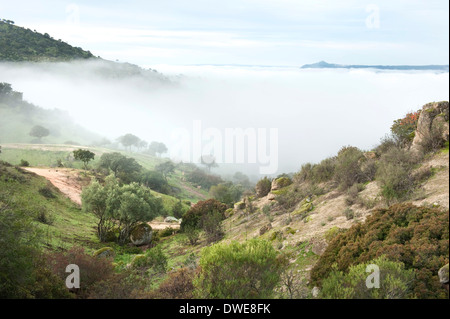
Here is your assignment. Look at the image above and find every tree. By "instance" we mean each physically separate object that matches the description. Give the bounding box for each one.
[29,125,49,142]
[81,177,114,242]
[81,176,163,244]
[194,239,284,298]
[139,170,170,194]
[98,152,142,183]
[155,160,176,182]
[200,154,218,172]
[148,141,168,157]
[117,133,140,152]
[137,140,148,152]
[209,182,243,206]
[172,200,185,219]
[73,149,95,173]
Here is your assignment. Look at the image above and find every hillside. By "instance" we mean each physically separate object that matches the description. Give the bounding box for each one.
[0,83,103,145]
[0,20,94,61]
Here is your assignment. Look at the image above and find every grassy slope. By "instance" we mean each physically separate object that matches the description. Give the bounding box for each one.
[0,161,99,253]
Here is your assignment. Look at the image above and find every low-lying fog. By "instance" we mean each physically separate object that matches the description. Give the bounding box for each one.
[0,60,448,176]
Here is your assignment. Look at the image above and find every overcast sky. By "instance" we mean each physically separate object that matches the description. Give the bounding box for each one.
[1,0,448,67]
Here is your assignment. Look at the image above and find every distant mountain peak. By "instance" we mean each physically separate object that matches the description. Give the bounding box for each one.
[300,61,449,71]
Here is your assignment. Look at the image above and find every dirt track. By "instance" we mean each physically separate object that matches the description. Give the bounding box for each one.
[24,167,180,229]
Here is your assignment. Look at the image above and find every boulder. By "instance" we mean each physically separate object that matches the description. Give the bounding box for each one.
[271,177,292,191]
[93,247,115,258]
[234,201,246,210]
[411,101,449,153]
[130,223,153,246]
[164,216,179,223]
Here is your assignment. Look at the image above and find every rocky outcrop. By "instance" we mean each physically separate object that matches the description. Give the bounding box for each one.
[410,101,449,154]
[93,247,115,258]
[271,177,292,191]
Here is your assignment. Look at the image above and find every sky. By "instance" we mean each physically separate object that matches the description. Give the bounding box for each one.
[0,1,449,177]
[0,0,449,67]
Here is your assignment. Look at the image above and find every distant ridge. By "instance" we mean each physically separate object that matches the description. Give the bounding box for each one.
[301,61,449,71]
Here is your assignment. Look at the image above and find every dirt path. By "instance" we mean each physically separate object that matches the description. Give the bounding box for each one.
[24,167,83,205]
[24,167,180,230]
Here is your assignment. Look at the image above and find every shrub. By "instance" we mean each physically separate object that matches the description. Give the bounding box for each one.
[320,256,415,299]
[195,239,284,298]
[145,245,168,274]
[159,227,176,238]
[172,200,186,219]
[294,163,314,183]
[45,246,115,298]
[390,110,421,148]
[202,210,224,243]
[155,267,197,299]
[334,146,367,190]
[311,157,336,183]
[343,208,354,220]
[310,203,449,299]
[324,226,341,242]
[255,176,272,198]
[39,186,56,198]
[375,147,417,204]
[185,168,223,190]
[36,207,54,225]
[180,199,227,231]
[19,159,29,167]
[184,225,200,246]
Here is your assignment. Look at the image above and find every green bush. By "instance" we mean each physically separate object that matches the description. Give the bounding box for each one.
[19,159,29,167]
[195,239,284,298]
[311,203,449,299]
[320,256,415,299]
[255,176,272,198]
[180,199,227,231]
[334,146,367,190]
[375,147,418,204]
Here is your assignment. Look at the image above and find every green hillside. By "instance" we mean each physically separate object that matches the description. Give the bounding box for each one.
[0,83,103,145]
[0,19,94,61]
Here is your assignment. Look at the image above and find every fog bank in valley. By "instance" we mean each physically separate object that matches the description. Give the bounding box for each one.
[0,60,448,176]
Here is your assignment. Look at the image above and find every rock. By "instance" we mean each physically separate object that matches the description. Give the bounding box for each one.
[292,198,314,217]
[164,216,179,223]
[364,151,377,160]
[267,193,276,201]
[312,287,320,298]
[234,201,246,210]
[93,247,115,258]
[260,223,272,235]
[411,101,449,154]
[130,223,153,246]
[271,177,292,191]
[438,263,449,284]
[310,237,328,256]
